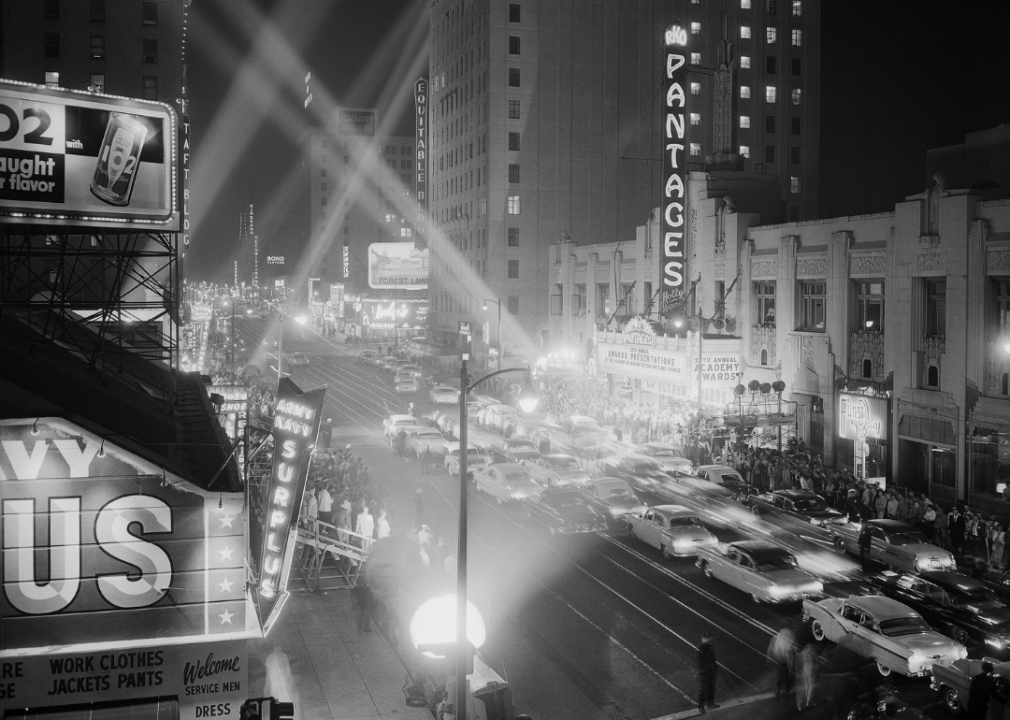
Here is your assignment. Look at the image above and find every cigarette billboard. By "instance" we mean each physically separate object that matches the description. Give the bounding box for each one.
[367,241,428,289]
[0,80,178,229]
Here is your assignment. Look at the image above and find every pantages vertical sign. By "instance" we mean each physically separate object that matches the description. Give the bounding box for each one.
[662,23,688,303]
[257,378,325,623]
[414,77,428,249]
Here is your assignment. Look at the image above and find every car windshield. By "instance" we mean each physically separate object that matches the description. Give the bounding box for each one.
[755,556,797,572]
[878,616,931,637]
[510,440,535,448]
[669,516,701,528]
[602,486,634,499]
[888,532,928,546]
[549,458,580,469]
[793,497,828,512]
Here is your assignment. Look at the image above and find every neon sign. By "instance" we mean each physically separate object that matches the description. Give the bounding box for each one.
[662,24,688,299]
[414,77,428,248]
[838,394,886,441]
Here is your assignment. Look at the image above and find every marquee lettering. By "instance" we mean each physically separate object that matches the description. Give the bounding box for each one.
[661,26,689,299]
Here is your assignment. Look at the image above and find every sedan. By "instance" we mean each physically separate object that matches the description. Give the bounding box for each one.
[526,487,610,534]
[635,442,693,473]
[286,351,310,367]
[406,428,449,459]
[430,385,460,405]
[395,377,420,394]
[695,465,750,496]
[803,594,967,677]
[444,442,489,475]
[627,505,717,558]
[524,453,591,487]
[747,489,847,527]
[382,413,418,436]
[695,540,823,604]
[582,477,647,518]
[473,463,544,503]
[831,519,955,573]
[357,350,376,364]
[599,455,671,489]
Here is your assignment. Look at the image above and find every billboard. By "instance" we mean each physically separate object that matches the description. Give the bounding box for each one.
[661,24,688,303]
[0,81,177,229]
[362,299,427,330]
[367,241,429,289]
[337,108,375,136]
[0,419,250,652]
[839,393,887,441]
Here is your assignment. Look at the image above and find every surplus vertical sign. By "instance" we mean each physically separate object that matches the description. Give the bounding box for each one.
[662,24,688,303]
[414,77,428,249]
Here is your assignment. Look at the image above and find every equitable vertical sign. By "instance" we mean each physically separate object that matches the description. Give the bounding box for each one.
[662,24,688,302]
[414,77,428,249]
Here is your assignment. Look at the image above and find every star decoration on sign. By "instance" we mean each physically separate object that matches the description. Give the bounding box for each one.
[218,577,234,594]
[218,545,234,561]
[218,609,234,625]
[218,513,236,529]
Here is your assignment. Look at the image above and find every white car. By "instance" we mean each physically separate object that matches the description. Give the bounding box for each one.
[444,442,490,475]
[395,377,420,394]
[803,594,967,677]
[285,351,310,366]
[695,540,823,604]
[406,428,449,458]
[483,404,519,431]
[473,463,544,503]
[695,464,750,495]
[524,453,591,487]
[401,364,423,378]
[430,385,460,405]
[635,443,693,473]
[626,505,718,558]
[382,413,418,436]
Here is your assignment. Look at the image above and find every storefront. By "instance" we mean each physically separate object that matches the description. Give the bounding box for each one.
[895,407,958,501]
[968,414,1010,512]
[836,392,890,487]
[357,298,428,344]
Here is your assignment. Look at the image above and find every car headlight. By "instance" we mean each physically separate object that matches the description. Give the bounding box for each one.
[986,635,1005,649]
[768,585,790,598]
[810,518,822,526]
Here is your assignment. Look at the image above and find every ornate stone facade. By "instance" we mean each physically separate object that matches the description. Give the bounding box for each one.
[751,258,778,278]
[849,252,886,276]
[988,244,1010,273]
[849,330,885,381]
[918,252,943,273]
[749,324,776,367]
[921,334,945,387]
[796,255,827,277]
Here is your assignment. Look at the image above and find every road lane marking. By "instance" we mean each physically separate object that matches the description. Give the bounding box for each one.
[651,690,778,720]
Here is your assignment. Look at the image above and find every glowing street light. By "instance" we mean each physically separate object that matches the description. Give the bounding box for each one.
[409,594,486,660]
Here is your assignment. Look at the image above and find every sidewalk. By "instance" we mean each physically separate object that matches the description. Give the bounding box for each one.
[652,692,813,720]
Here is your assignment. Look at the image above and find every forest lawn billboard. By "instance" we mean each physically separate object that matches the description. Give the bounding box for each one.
[368,241,429,289]
[0,80,177,229]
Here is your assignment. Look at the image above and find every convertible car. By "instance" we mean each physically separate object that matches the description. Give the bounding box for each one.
[695,540,823,604]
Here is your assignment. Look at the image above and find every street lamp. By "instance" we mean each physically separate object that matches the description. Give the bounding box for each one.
[482,298,501,370]
[275,305,307,384]
[455,359,537,720]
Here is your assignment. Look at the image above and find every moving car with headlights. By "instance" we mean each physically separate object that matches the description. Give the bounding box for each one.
[406,427,450,459]
[444,442,490,475]
[746,489,847,526]
[582,477,647,519]
[627,505,718,559]
[395,376,420,394]
[523,453,591,487]
[358,349,376,364]
[285,351,310,367]
[430,385,460,405]
[696,540,823,604]
[832,519,955,573]
[864,570,1010,653]
[526,487,610,533]
[382,413,418,436]
[599,455,670,489]
[635,443,693,473]
[803,594,967,677]
[931,658,1010,714]
[472,463,544,503]
[695,465,751,496]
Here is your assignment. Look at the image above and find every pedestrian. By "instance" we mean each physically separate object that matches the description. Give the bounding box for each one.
[935,505,949,548]
[796,643,817,710]
[352,578,374,633]
[968,662,994,720]
[990,521,1005,571]
[376,508,391,540]
[319,418,333,450]
[419,443,431,475]
[356,504,375,553]
[949,506,966,556]
[696,632,718,713]
[768,626,796,699]
[415,488,425,529]
[304,484,319,534]
[318,483,333,528]
[858,523,874,572]
[396,427,407,456]
[922,501,937,542]
[896,491,909,522]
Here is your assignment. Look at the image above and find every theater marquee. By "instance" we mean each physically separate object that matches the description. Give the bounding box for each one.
[661,24,688,303]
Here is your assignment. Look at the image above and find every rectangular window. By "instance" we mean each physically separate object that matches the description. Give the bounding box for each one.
[597,283,610,317]
[44,33,60,58]
[756,281,776,326]
[507,296,519,314]
[45,71,60,88]
[792,58,802,76]
[509,35,521,54]
[691,52,702,65]
[508,99,520,119]
[765,85,777,103]
[508,163,520,183]
[142,1,157,25]
[926,279,946,336]
[798,281,826,331]
[741,25,752,39]
[740,55,751,69]
[551,285,564,315]
[691,82,702,95]
[574,283,587,315]
[766,115,777,133]
[741,0,751,7]
[45,0,59,20]
[792,0,802,16]
[690,143,702,156]
[791,116,801,135]
[90,0,105,21]
[856,281,884,333]
[765,145,776,163]
[507,195,520,214]
[508,132,520,150]
[690,113,702,126]
[509,3,521,22]
[508,259,520,278]
[766,27,777,43]
[142,76,157,99]
[766,0,777,12]
[790,175,801,193]
[739,145,751,158]
[90,73,105,91]
[691,22,702,34]
[766,56,777,74]
[997,279,1010,335]
[792,28,803,46]
[508,227,519,247]
[740,85,751,99]
[508,67,521,87]
[142,38,157,63]
[740,115,750,128]
[90,35,105,60]
[791,88,803,105]
[790,146,801,164]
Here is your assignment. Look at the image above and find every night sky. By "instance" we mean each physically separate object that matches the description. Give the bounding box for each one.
[186,0,1010,282]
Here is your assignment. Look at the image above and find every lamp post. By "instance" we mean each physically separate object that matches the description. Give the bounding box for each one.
[275,304,307,384]
[482,298,501,371]
[456,360,537,720]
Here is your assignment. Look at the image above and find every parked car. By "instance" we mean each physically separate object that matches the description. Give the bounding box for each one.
[803,594,967,677]
[746,489,847,526]
[358,350,376,364]
[395,377,420,394]
[831,519,955,574]
[582,477,647,519]
[379,356,399,371]
[444,442,490,475]
[634,443,693,473]
[526,487,610,534]
[382,413,418,436]
[863,570,1010,653]
[694,465,750,496]
[696,540,823,604]
[969,568,1010,605]
[523,453,591,487]
[472,463,543,503]
[931,658,1010,714]
[627,505,718,558]
[406,428,450,459]
[430,385,459,405]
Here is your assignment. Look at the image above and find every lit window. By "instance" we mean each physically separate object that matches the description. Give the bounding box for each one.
[798,281,826,331]
[690,143,702,156]
[765,85,777,103]
[45,71,60,88]
[690,113,701,126]
[766,27,777,43]
[792,28,803,46]
[690,82,702,95]
[791,88,802,105]
[740,55,751,69]
[691,52,702,65]
[792,0,802,16]
[790,176,801,193]
[691,22,701,34]
[740,115,750,128]
[740,25,751,39]
[740,85,751,99]
[508,195,520,214]
[741,0,751,7]
[90,35,105,60]
[739,145,750,158]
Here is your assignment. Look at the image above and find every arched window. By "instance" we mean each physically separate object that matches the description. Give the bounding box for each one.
[927,365,939,388]
[862,359,872,379]
[761,349,768,366]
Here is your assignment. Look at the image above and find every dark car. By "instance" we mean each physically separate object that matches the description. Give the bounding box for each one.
[746,489,846,527]
[865,570,1010,655]
[969,568,1010,604]
[599,455,670,489]
[525,487,610,535]
[488,443,541,465]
